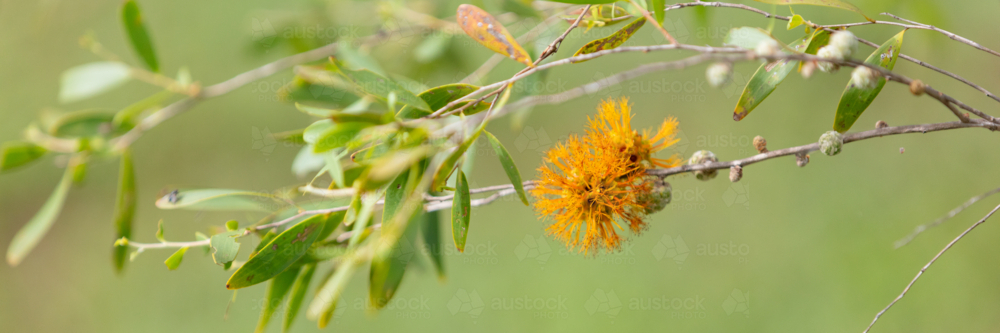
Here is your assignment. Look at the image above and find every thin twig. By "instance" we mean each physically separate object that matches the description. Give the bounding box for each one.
[881,12,1000,58]
[894,187,1000,248]
[863,202,1000,333]
[646,121,997,177]
[663,1,1000,105]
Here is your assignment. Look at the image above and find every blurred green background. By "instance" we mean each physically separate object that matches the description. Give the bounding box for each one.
[2,0,999,332]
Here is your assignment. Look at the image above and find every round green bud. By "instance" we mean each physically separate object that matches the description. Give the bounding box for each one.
[639,177,672,214]
[688,150,718,180]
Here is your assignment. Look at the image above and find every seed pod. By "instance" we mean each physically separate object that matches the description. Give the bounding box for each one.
[819,131,844,156]
[796,154,810,167]
[639,177,672,214]
[910,79,926,96]
[729,165,743,182]
[875,120,888,129]
[752,136,768,153]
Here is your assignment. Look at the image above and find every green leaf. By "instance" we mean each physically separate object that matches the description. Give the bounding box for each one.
[834,30,904,132]
[295,103,337,118]
[365,147,432,186]
[226,220,239,231]
[414,32,451,64]
[226,215,328,289]
[329,59,430,111]
[308,259,359,327]
[370,172,421,309]
[155,219,165,242]
[572,17,646,63]
[315,211,346,242]
[562,4,634,29]
[113,149,136,273]
[732,33,818,121]
[283,264,316,333]
[210,230,241,266]
[59,62,132,103]
[251,230,278,258]
[302,119,334,145]
[803,29,832,55]
[649,0,665,24]
[432,129,484,192]
[451,170,471,252]
[48,109,118,138]
[484,131,528,205]
[6,164,74,266]
[154,189,277,212]
[164,247,188,270]
[114,89,173,129]
[313,122,370,153]
[0,141,46,172]
[398,84,491,118]
[121,0,159,72]
[419,210,445,279]
[754,0,870,20]
[254,267,299,333]
[787,14,805,30]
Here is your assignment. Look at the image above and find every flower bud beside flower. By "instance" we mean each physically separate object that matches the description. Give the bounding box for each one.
[706,63,732,88]
[688,150,718,180]
[819,131,844,156]
[639,177,672,214]
[729,165,743,182]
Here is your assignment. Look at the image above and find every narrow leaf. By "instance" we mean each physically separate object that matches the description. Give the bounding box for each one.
[451,170,471,252]
[329,59,430,111]
[0,141,46,172]
[456,4,533,67]
[283,264,315,332]
[121,0,159,72]
[226,215,327,289]
[313,122,370,153]
[370,171,421,309]
[59,62,132,103]
[432,128,483,191]
[649,0,665,24]
[484,131,528,205]
[419,210,445,279]
[732,33,821,121]
[113,149,136,273]
[164,247,188,270]
[6,164,74,266]
[572,17,646,63]
[154,188,277,212]
[155,219,165,242]
[397,83,491,118]
[834,30,904,132]
[254,267,299,333]
[308,259,359,327]
[47,109,118,138]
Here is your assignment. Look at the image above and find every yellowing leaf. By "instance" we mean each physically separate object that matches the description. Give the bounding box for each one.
[457,4,533,67]
[572,17,646,63]
[787,14,805,30]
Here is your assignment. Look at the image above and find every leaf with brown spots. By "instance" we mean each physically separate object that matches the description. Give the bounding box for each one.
[226,214,328,289]
[457,4,533,67]
[572,17,646,63]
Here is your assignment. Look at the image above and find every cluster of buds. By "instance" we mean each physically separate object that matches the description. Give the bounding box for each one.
[816,30,858,73]
[819,131,844,156]
[755,38,783,58]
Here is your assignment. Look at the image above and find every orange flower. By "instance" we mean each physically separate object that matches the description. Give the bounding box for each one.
[531,98,682,254]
